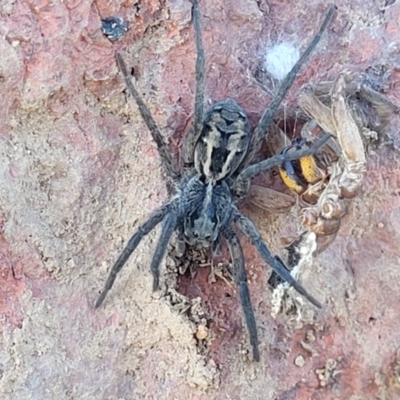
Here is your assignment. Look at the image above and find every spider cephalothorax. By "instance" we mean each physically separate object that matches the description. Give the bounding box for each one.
[95,0,336,361]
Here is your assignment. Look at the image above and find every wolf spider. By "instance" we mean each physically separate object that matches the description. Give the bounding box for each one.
[95,0,336,361]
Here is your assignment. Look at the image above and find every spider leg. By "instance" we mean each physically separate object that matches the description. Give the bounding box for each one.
[150,212,178,291]
[95,203,173,308]
[243,6,336,167]
[235,134,331,196]
[116,52,181,181]
[233,210,322,308]
[223,227,260,361]
[182,0,205,168]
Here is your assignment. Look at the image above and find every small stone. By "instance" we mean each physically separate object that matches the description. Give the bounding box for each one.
[300,341,317,356]
[306,330,316,342]
[294,355,305,367]
[352,227,364,238]
[195,325,208,340]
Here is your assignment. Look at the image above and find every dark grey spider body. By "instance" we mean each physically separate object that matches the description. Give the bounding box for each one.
[96,0,336,361]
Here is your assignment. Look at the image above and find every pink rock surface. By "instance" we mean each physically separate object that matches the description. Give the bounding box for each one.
[0,0,399,399]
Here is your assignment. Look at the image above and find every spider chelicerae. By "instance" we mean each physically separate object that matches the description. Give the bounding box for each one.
[96,0,336,361]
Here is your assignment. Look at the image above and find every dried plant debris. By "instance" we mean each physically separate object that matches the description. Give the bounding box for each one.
[208,260,234,286]
[165,244,214,355]
[260,71,398,315]
[316,358,339,388]
[168,241,210,277]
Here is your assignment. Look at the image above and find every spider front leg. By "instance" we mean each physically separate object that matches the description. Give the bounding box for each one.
[95,203,175,308]
[233,210,322,308]
[116,53,181,181]
[243,5,336,167]
[181,0,205,168]
[223,227,259,361]
[235,134,331,197]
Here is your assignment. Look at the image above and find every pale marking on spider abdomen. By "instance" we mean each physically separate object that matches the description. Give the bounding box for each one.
[196,110,248,181]
[199,121,221,180]
[222,122,247,178]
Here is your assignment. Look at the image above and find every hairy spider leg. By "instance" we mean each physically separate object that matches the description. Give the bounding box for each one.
[150,212,178,291]
[182,0,206,168]
[234,211,322,308]
[235,134,331,195]
[95,203,173,308]
[223,227,260,361]
[116,53,181,181]
[244,5,337,167]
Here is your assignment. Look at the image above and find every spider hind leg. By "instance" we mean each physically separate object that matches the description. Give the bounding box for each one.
[224,227,260,361]
[95,204,173,308]
[234,211,322,309]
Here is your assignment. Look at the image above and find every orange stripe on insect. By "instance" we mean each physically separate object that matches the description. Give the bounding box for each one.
[299,154,324,184]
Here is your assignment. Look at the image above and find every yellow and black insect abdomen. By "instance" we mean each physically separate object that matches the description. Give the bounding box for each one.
[299,154,323,184]
[279,158,307,194]
[279,139,324,193]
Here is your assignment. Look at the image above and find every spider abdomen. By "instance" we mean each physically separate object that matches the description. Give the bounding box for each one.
[194,99,250,181]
